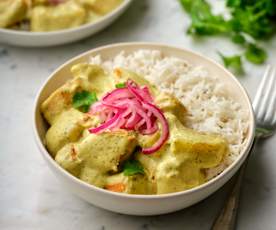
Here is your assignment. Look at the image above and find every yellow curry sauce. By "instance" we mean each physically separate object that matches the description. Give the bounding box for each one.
[0,0,122,31]
[41,63,228,195]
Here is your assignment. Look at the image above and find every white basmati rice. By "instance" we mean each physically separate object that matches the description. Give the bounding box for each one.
[90,49,249,179]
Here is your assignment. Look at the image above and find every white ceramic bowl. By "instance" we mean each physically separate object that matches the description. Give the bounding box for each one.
[33,43,255,215]
[0,0,132,47]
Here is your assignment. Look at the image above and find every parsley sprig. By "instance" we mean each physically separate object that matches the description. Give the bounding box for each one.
[180,0,276,73]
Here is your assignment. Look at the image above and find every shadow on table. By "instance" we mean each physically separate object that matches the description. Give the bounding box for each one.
[235,140,272,229]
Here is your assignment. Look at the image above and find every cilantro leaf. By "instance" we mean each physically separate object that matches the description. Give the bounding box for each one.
[218,52,244,74]
[115,82,126,88]
[123,160,144,176]
[245,43,267,64]
[231,33,246,44]
[180,0,275,70]
[180,0,230,36]
[72,91,97,112]
[229,6,273,39]
[226,0,241,8]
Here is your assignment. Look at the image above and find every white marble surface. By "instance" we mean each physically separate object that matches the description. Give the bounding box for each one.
[0,0,276,229]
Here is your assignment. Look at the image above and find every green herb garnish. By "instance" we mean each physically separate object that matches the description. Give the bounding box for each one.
[72,90,97,112]
[245,43,267,64]
[218,52,244,74]
[115,82,126,88]
[231,34,246,44]
[179,0,274,72]
[123,160,144,176]
[180,0,230,36]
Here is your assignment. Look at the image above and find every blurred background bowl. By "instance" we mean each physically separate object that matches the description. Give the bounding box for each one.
[0,0,132,47]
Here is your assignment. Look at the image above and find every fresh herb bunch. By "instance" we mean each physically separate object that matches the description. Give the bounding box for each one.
[180,0,276,73]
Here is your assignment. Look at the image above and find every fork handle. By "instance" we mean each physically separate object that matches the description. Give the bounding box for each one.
[211,140,257,230]
[211,162,247,230]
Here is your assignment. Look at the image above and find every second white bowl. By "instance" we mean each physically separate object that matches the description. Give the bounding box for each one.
[0,0,132,47]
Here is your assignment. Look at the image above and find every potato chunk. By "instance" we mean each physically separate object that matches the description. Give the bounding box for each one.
[137,113,228,194]
[41,64,111,124]
[79,165,107,188]
[169,114,227,169]
[85,10,101,23]
[55,143,83,177]
[155,92,186,124]
[77,0,122,15]
[45,108,91,156]
[55,130,137,187]
[77,130,137,173]
[30,1,86,32]
[71,63,114,96]
[112,68,157,93]
[0,0,28,28]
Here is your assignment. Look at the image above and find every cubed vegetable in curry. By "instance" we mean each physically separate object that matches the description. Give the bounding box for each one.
[0,0,28,28]
[41,63,229,195]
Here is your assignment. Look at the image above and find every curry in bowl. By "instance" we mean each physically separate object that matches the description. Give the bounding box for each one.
[0,0,122,32]
[40,50,249,195]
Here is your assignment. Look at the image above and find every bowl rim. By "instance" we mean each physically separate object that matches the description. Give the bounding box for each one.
[0,0,132,36]
[33,42,255,199]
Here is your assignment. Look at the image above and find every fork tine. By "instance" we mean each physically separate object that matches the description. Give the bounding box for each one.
[264,66,276,124]
[273,113,276,125]
[253,65,271,113]
[255,67,274,121]
[258,66,276,122]
[273,113,276,126]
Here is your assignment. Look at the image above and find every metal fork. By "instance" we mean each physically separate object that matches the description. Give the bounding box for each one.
[211,65,276,230]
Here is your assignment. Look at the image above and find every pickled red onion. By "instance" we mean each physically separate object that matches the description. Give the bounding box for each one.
[89,112,120,134]
[141,103,169,154]
[88,80,169,154]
